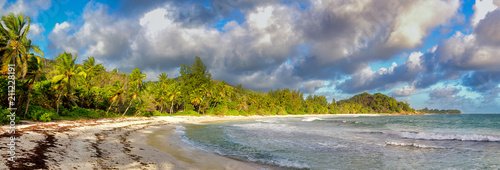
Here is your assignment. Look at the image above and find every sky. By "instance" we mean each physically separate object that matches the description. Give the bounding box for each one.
[1,0,499,113]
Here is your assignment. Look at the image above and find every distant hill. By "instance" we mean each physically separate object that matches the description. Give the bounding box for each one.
[336,92,415,114]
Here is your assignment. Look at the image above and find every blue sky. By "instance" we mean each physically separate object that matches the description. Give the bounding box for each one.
[1,0,499,113]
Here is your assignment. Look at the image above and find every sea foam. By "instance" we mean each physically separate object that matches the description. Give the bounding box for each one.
[399,131,500,142]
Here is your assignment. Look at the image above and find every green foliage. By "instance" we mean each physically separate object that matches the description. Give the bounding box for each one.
[336,92,414,113]
[417,107,461,114]
[1,108,20,125]
[26,105,58,121]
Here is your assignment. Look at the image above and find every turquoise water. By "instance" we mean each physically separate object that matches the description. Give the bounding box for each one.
[180,114,500,169]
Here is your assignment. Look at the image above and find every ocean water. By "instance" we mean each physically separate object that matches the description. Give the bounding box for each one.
[179,114,500,169]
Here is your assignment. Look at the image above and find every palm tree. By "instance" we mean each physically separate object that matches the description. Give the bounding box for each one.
[190,89,203,114]
[168,82,181,114]
[0,13,31,78]
[106,81,126,116]
[129,68,146,89]
[23,55,44,117]
[80,57,103,107]
[50,52,86,115]
[122,68,146,116]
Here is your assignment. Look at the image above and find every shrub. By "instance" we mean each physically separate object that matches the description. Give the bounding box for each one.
[238,110,249,116]
[1,108,19,125]
[142,111,153,117]
[69,107,99,118]
[26,105,58,121]
[226,109,239,116]
[39,112,53,122]
[152,111,162,116]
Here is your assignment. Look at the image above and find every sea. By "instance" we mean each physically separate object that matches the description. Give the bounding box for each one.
[176,114,500,169]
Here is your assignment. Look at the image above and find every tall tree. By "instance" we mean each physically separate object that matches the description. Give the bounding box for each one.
[50,52,86,115]
[179,56,212,111]
[168,82,181,114]
[106,81,126,116]
[0,13,33,78]
[23,56,44,117]
[122,68,146,116]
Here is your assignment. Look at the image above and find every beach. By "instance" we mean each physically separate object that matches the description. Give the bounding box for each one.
[0,114,348,169]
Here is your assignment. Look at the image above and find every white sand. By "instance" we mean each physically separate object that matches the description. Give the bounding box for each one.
[0,114,363,169]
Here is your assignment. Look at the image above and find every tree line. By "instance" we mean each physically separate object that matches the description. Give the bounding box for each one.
[1,14,420,124]
[417,107,461,114]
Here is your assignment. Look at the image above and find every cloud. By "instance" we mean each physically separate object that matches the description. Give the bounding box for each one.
[47,0,465,94]
[294,0,460,79]
[475,10,500,46]
[470,0,497,27]
[0,0,51,17]
[27,22,45,39]
[426,87,475,110]
[393,84,416,97]
[338,52,425,93]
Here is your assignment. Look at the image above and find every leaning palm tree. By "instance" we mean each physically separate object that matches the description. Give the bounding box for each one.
[190,89,204,114]
[122,68,146,116]
[50,52,86,115]
[106,81,126,116]
[24,55,44,117]
[0,13,32,77]
[168,82,181,114]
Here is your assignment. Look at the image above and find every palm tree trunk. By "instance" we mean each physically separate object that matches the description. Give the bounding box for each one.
[122,99,134,117]
[170,96,175,114]
[106,100,116,116]
[24,85,33,118]
[200,96,205,114]
[56,90,63,115]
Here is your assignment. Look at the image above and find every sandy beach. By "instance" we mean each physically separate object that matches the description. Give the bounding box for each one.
[0,114,359,169]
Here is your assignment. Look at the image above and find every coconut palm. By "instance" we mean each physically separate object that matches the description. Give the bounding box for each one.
[106,81,126,116]
[80,57,103,107]
[190,88,204,114]
[50,52,86,115]
[23,55,44,117]
[122,68,146,116]
[129,68,146,89]
[168,82,181,114]
[0,13,32,77]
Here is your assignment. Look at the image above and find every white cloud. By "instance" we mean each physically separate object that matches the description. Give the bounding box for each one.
[387,0,460,48]
[27,22,45,39]
[393,84,416,96]
[471,0,497,27]
[53,22,70,33]
[0,0,51,18]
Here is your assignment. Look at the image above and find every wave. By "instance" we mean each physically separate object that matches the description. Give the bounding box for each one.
[255,119,278,123]
[385,141,444,149]
[398,131,500,142]
[302,117,323,122]
[179,125,310,169]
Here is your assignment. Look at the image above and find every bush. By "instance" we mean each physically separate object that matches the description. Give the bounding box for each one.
[1,108,20,125]
[26,105,58,121]
[152,111,162,116]
[69,107,99,118]
[226,109,239,116]
[39,112,54,122]
[142,111,153,117]
[238,110,249,116]
[184,110,200,116]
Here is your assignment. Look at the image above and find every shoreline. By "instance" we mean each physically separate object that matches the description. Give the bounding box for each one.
[0,114,401,169]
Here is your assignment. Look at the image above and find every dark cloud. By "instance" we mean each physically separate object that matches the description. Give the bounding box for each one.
[461,71,500,93]
[426,87,475,111]
[475,10,500,46]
